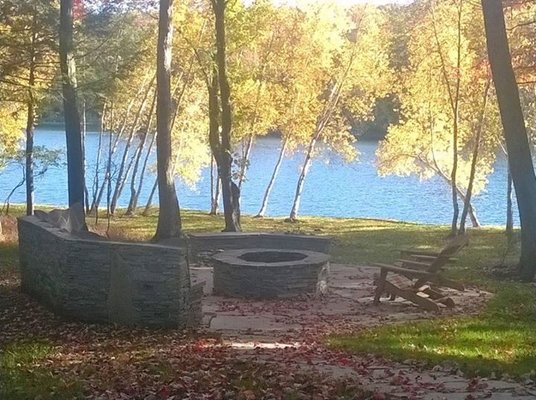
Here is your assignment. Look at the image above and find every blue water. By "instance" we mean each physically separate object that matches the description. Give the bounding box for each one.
[0,129,517,226]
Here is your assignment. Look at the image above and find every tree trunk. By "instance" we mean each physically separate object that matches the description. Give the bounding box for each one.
[130,130,157,216]
[432,1,463,235]
[422,157,481,228]
[459,139,481,234]
[143,178,158,216]
[238,135,254,191]
[25,104,34,216]
[60,0,86,213]
[256,138,287,218]
[154,0,181,241]
[237,33,275,192]
[82,98,90,213]
[25,103,35,218]
[110,76,154,214]
[211,0,241,232]
[213,178,221,215]
[452,181,481,228]
[25,14,37,216]
[482,0,536,281]
[286,50,350,222]
[90,102,106,218]
[288,133,319,221]
[449,1,463,236]
[459,81,491,234]
[4,179,25,216]
[91,93,141,212]
[506,164,514,238]
[126,89,157,216]
[209,156,221,215]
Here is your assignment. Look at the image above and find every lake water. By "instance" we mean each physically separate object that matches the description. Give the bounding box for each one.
[0,129,517,226]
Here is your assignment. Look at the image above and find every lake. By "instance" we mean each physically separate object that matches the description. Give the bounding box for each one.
[0,129,517,226]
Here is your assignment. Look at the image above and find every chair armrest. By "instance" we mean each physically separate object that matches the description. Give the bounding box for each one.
[399,249,440,257]
[412,254,458,264]
[371,263,434,278]
[398,259,434,270]
[411,254,438,261]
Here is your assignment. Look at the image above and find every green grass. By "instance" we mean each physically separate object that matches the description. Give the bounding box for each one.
[83,208,520,288]
[0,342,83,399]
[3,205,520,283]
[1,205,533,381]
[0,242,18,274]
[330,284,536,377]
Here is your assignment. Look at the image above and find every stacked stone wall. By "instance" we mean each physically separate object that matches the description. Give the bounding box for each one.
[18,216,201,328]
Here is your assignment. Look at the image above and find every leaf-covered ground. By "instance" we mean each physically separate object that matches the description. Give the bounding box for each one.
[1,209,535,399]
[1,273,371,399]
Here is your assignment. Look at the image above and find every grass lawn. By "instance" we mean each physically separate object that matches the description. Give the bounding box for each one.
[1,206,535,398]
[330,285,536,378]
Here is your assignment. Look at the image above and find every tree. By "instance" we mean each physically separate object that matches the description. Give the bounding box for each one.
[482,0,536,281]
[377,0,501,231]
[230,0,280,192]
[0,103,24,169]
[0,1,58,215]
[74,5,156,215]
[60,0,86,211]
[287,4,391,221]
[153,0,182,241]
[209,0,241,232]
[2,147,62,215]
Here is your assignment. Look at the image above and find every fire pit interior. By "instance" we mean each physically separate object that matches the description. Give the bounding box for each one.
[212,248,330,299]
[238,251,307,263]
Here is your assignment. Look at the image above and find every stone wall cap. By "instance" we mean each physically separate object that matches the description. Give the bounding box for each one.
[187,232,331,241]
[19,216,185,252]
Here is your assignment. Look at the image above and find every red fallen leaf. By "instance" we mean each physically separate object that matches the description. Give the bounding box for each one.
[241,389,256,400]
[467,377,489,392]
[157,385,170,399]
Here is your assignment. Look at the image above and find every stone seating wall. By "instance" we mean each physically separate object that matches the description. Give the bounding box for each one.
[18,216,201,328]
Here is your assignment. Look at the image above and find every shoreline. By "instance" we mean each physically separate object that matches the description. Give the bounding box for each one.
[3,203,516,229]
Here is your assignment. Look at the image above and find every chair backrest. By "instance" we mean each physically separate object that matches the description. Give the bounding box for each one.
[439,234,469,257]
[429,234,468,272]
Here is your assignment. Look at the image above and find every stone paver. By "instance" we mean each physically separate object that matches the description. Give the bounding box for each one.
[190,263,534,399]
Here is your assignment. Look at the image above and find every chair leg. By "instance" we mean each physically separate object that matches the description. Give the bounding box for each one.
[384,281,440,312]
[421,287,455,308]
[373,269,387,305]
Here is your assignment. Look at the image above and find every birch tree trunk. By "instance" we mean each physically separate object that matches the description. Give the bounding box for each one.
[126,90,157,216]
[90,102,106,217]
[238,135,254,191]
[110,76,154,214]
[209,157,220,215]
[81,98,90,213]
[506,165,514,239]
[256,138,287,218]
[143,178,158,216]
[288,134,318,221]
[459,81,491,234]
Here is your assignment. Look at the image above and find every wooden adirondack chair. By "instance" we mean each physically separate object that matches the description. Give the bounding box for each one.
[372,235,468,312]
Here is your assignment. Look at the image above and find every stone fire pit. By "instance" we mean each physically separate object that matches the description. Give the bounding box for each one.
[212,248,330,299]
